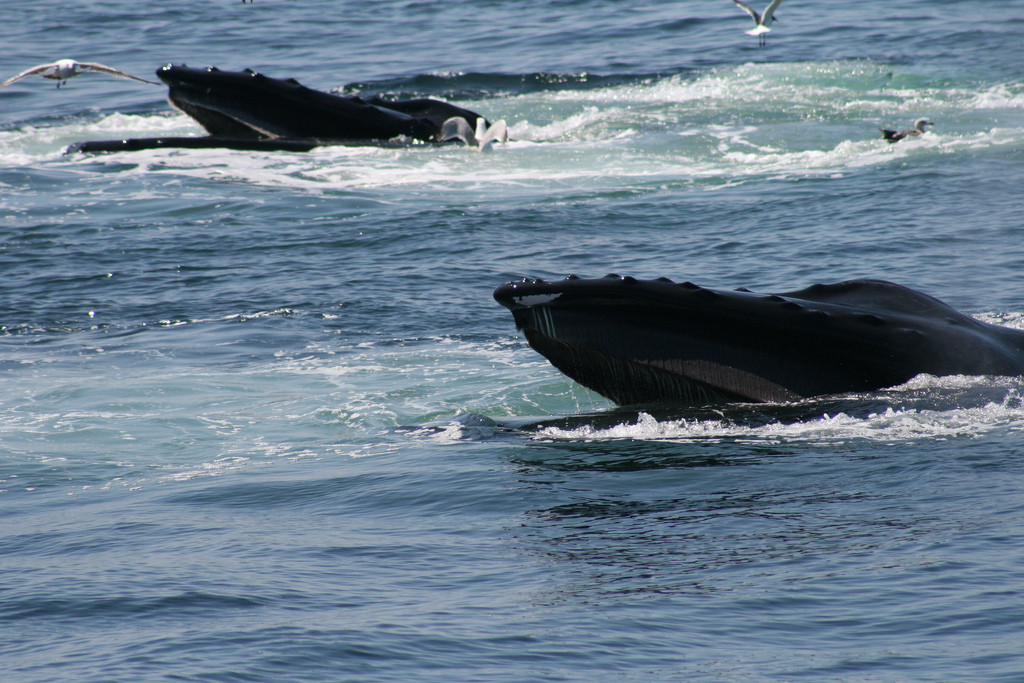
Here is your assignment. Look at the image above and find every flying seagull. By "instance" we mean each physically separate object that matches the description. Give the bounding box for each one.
[730,0,784,46]
[439,116,509,152]
[0,59,159,88]
[880,118,934,143]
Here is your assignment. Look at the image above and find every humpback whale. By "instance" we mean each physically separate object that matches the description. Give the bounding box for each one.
[494,275,1024,407]
[67,64,491,153]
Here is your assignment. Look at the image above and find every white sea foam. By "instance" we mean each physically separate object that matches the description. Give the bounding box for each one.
[2,62,1022,194]
[0,111,197,166]
[535,396,1024,445]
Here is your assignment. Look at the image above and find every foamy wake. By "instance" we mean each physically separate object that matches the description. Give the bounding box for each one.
[2,61,1022,191]
[534,384,1024,445]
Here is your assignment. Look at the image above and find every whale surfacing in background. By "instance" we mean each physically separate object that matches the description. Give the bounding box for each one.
[67,64,490,153]
[157,64,488,142]
[493,275,1024,407]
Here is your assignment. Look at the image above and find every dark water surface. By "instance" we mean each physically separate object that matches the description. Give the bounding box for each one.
[3,1,1024,680]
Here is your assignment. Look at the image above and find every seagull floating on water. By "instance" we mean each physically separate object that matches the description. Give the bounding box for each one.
[0,59,159,88]
[880,118,934,143]
[439,116,509,152]
[730,0,784,46]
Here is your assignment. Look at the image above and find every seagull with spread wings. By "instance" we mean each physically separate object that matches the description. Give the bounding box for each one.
[439,116,509,152]
[1,59,158,88]
[730,0,784,46]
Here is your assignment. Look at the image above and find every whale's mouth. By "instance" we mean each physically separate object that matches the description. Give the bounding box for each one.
[158,66,289,138]
[167,95,270,139]
[493,275,1021,407]
[516,310,795,407]
[509,301,801,407]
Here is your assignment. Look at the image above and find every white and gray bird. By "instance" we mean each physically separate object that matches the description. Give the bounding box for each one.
[439,116,509,152]
[0,59,158,88]
[880,118,934,143]
[730,0,784,46]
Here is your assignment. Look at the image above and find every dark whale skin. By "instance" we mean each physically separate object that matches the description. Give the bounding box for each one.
[494,275,1024,406]
[67,64,489,153]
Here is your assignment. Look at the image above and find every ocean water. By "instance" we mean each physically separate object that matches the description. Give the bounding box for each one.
[3,0,1024,680]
